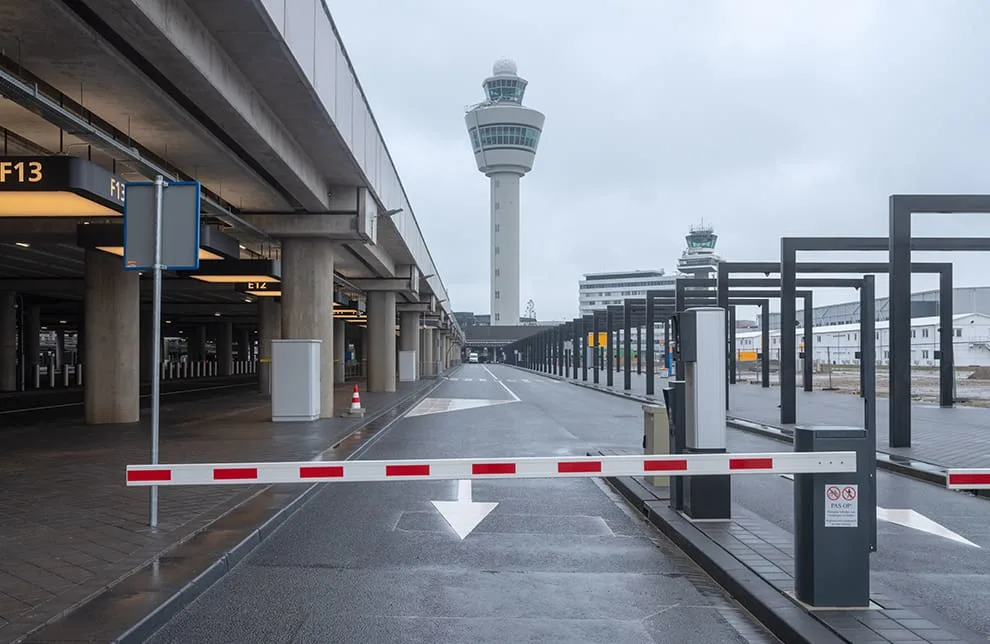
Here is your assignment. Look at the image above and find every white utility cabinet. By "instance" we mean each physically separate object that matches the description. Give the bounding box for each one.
[271,339,321,421]
[398,350,418,382]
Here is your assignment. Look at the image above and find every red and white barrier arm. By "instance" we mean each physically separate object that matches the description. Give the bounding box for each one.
[946,469,990,490]
[125,451,856,487]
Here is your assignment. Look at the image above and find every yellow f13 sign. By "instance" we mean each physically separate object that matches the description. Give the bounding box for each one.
[587,332,608,347]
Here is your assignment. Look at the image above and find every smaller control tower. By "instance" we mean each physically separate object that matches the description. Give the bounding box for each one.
[465,59,545,326]
[677,222,722,280]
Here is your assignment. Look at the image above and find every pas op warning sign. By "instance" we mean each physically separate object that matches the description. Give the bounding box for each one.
[824,484,858,528]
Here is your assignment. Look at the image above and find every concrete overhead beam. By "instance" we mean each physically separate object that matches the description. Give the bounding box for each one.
[89,0,330,210]
[242,214,359,238]
[350,278,412,292]
[340,241,396,278]
[0,278,244,293]
[0,219,81,243]
[396,302,433,313]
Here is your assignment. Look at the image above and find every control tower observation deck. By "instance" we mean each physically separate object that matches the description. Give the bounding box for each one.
[465,59,546,326]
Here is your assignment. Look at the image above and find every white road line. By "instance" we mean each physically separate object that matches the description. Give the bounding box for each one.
[483,365,520,402]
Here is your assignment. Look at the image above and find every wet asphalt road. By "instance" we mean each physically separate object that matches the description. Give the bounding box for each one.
[727,429,990,640]
[148,365,777,643]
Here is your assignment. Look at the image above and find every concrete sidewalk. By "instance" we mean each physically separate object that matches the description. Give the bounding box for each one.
[550,366,990,472]
[0,378,439,643]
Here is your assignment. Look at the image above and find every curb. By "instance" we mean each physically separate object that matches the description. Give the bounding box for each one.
[19,372,455,644]
[599,472,844,644]
[506,364,959,491]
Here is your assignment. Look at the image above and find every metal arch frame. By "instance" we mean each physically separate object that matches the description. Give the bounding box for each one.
[681,277,815,390]
[890,195,990,446]
[779,237,967,443]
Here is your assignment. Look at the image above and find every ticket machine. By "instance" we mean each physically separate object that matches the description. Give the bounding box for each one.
[667,307,730,520]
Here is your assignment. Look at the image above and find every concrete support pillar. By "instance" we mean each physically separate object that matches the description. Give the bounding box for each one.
[84,250,139,424]
[55,330,65,370]
[217,321,233,376]
[140,309,156,382]
[258,299,281,395]
[399,311,420,381]
[188,326,206,361]
[239,329,252,361]
[0,291,16,392]
[281,238,335,417]
[25,306,40,383]
[361,326,369,379]
[333,317,346,383]
[367,291,397,392]
[421,327,434,377]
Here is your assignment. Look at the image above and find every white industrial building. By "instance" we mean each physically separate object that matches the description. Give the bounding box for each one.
[735,312,990,366]
[578,270,677,316]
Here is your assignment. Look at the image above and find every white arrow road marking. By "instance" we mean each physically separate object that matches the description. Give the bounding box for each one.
[405,397,516,417]
[779,475,979,547]
[876,507,980,548]
[431,480,497,539]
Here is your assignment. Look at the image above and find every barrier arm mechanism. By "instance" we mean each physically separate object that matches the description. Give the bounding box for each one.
[126,452,856,486]
[946,469,990,490]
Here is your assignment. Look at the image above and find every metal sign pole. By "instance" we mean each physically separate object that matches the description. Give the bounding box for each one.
[150,175,165,528]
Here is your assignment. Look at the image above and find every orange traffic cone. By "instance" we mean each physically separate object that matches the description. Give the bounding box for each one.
[347,384,365,417]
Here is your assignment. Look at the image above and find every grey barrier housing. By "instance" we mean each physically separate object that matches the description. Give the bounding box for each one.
[794,426,872,608]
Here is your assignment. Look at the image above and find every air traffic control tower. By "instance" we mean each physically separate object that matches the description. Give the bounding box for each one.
[465,59,545,326]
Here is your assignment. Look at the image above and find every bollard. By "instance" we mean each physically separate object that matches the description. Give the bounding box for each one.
[48,363,55,388]
[793,425,871,608]
[33,365,40,389]
[642,404,671,488]
[62,366,69,388]
[75,363,83,386]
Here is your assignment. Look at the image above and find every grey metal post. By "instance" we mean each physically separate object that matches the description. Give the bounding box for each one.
[636,324,642,375]
[645,293,655,395]
[571,319,578,379]
[149,175,164,528]
[592,314,600,384]
[760,300,770,388]
[793,426,870,608]
[613,325,620,374]
[623,299,632,391]
[728,305,736,384]
[888,198,913,446]
[663,319,670,375]
[606,308,614,387]
[717,262,730,403]
[803,295,814,391]
[939,265,954,407]
[582,315,591,382]
[780,239,797,424]
[862,275,877,552]
[674,283,686,383]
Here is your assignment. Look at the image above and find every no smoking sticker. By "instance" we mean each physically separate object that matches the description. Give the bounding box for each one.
[824,484,858,528]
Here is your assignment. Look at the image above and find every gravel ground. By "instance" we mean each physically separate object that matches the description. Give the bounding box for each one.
[735,365,990,406]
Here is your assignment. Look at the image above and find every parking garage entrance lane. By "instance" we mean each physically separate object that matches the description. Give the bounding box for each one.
[149,365,777,643]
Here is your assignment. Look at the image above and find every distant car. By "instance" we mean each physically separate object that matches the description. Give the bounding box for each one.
[468,352,479,363]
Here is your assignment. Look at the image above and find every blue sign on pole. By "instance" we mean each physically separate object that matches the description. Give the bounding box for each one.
[123,181,201,271]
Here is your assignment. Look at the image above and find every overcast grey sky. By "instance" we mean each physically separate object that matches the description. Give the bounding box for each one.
[330,0,990,321]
